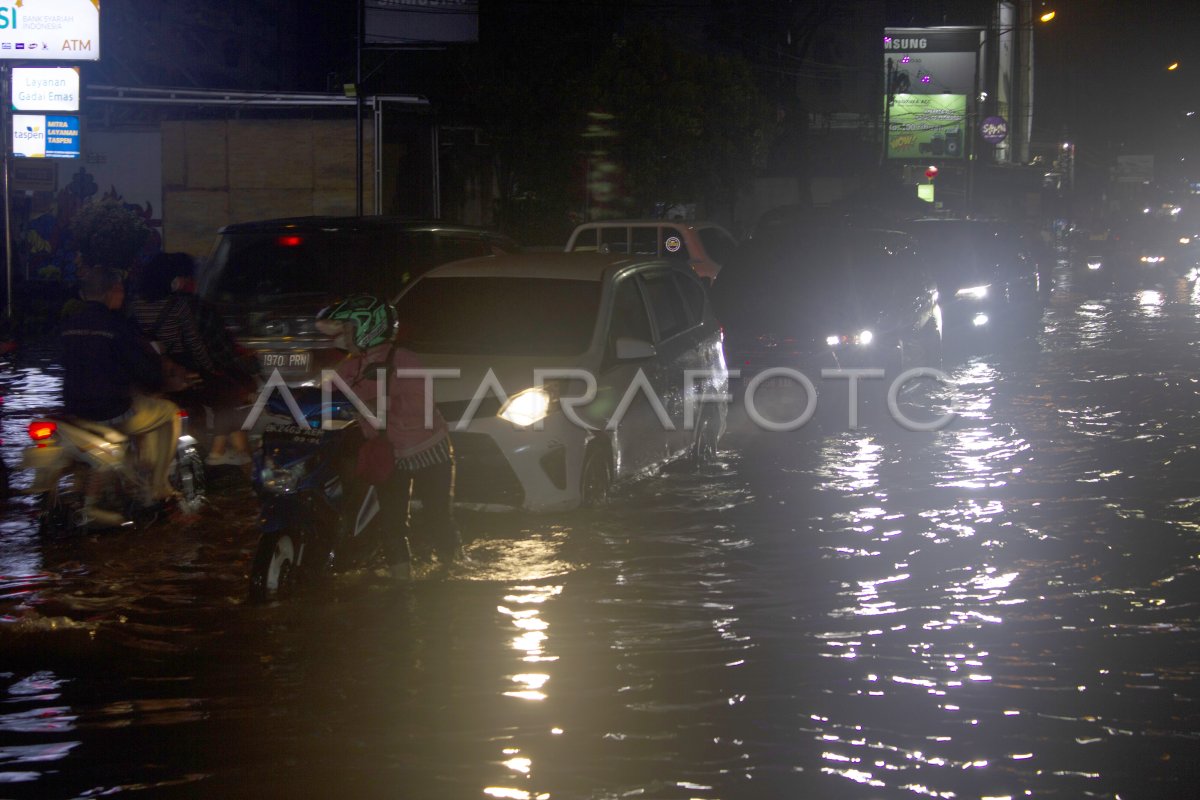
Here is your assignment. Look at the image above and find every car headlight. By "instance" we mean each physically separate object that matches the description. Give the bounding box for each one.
[825,330,874,347]
[499,385,558,427]
[1180,237,1192,245]
[955,284,990,299]
[1140,255,1166,264]
[1087,259,1103,270]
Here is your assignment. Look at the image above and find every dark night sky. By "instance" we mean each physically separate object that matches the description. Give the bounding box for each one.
[296,1,1200,172]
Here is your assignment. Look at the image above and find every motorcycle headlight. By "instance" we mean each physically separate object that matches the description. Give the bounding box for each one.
[259,456,309,494]
[955,284,990,300]
[499,385,558,428]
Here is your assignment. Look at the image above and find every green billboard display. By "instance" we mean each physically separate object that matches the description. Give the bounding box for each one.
[886,94,966,159]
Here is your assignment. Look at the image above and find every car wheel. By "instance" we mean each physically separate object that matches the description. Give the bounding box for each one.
[249,529,298,603]
[692,405,723,469]
[579,442,612,509]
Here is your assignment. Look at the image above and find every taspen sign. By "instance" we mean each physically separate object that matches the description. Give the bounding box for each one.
[0,0,99,61]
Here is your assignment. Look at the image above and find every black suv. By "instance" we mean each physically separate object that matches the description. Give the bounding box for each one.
[711,222,941,421]
[198,217,519,383]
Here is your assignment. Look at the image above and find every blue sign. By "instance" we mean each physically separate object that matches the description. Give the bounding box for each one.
[44,114,79,158]
[981,116,1008,145]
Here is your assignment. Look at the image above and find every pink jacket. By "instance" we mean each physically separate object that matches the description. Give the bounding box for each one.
[333,343,448,459]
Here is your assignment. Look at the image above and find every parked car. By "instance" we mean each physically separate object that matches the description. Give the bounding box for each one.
[198,216,519,384]
[391,253,728,512]
[902,218,1045,336]
[564,219,738,282]
[712,224,940,419]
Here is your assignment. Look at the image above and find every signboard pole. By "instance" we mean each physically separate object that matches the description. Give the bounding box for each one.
[355,0,363,217]
[2,63,11,320]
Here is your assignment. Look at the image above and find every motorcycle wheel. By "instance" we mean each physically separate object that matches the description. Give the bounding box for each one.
[248,529,298,603]
[37,492,72,534]
[171,445,206,515]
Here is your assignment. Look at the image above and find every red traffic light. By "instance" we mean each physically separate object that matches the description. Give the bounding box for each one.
[925,166,938,180]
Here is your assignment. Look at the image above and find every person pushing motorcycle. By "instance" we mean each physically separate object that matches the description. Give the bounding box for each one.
[60,266,181,510]
[315,295,462,571]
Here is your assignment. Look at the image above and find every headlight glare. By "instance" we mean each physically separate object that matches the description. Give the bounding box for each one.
[955,284,990,300]
[856,329,874,345]
[825,335,840,347]
[499,386,555,427]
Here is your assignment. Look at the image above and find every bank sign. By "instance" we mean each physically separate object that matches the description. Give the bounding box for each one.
[13,113,80,158]
[0,0,99,61]
[886,94,967,160]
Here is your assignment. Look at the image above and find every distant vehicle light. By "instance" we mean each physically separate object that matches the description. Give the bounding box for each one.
[956,284,990,300]
[1087,260,1103,271]
[1180,237,1192,245]
[1140,255,1166,264]
[855,330,874,345]
[972,313,989,327]
[825,335,840,347]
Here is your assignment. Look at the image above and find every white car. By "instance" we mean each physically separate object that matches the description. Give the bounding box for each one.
[391,253,729,511]
[564,219,738,282]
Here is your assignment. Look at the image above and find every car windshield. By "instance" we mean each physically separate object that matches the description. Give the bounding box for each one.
[395,276,601,356]
[715,232,912,325]
[204,229,428,302]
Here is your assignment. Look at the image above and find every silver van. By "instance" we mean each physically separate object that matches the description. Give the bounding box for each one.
[564,219,737,281]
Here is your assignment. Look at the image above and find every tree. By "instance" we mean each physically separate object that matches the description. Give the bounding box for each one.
[586,27,774,220]
[70,198,151,273]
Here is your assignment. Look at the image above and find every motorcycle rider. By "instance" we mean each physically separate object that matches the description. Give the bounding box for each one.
[130,251,259,467]
[315,295,462,572]
[61,266,181,511]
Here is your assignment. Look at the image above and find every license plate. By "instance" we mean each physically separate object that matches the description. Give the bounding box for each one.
[260,351,311,370]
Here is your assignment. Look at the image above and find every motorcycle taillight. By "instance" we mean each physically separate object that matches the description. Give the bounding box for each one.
[28,420,56,441]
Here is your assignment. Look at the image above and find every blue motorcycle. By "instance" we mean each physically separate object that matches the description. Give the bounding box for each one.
[247,387,407,603]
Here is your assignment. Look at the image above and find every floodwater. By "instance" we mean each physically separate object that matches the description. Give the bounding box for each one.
[2,264,1199,799]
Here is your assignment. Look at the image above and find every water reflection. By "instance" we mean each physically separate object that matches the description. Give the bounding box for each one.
[2,270,1200,796]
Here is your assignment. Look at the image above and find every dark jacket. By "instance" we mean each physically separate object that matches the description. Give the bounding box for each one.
[61,300,163,421]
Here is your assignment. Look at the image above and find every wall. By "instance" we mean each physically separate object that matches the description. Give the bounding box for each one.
[162,118,375,259]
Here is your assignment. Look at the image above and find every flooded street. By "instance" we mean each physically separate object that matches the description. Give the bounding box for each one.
[2,266,1200,799]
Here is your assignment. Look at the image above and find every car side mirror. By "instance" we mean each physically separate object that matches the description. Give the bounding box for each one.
[615,337,656,360]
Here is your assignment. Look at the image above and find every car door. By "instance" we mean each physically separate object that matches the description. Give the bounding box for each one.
[599,270,665,479]
[637,267,701,459]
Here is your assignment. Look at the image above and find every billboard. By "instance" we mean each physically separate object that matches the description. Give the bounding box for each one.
[11,66,80,111]
[365,0,478,45]
[884,27,982,97]
[0,0,99,61]
[13,113,80,158]
[886,94,967,160]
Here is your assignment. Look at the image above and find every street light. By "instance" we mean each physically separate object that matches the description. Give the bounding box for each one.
[1167,62,1180,71]
[1039,10,1056,23]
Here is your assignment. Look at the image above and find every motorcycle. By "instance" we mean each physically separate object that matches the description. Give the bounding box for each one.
[22,408,206,532]
[247,387,408,603]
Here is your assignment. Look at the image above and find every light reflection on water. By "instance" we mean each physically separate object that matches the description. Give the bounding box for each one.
[1,274,1200,797]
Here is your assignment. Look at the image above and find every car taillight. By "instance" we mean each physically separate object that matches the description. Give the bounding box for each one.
[277,235,303,247]
[28,421,56,441]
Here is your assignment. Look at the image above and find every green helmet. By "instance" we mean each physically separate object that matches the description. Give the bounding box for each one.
[316,294,397,350]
